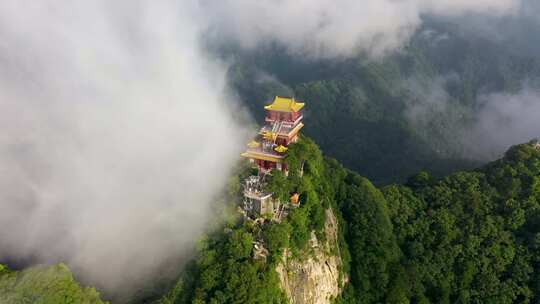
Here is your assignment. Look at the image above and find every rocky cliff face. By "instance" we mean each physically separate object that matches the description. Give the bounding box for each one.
[276,209,344,304]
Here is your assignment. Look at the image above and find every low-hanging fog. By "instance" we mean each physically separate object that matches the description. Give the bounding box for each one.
[468,88,540,158]
[0,0,249,297]
[205,0,538,161]
[404,76,540,160]
[203,0,519,58]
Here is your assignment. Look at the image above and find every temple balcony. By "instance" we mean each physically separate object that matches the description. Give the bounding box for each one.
[244,146,286,158]
[260,125,290,135]
[265,115,303,126]
[259,123,304,138]
[259,122,303,137]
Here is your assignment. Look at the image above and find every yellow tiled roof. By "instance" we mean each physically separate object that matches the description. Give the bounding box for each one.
[264,96,305,113]
[274,145,289,153]
[247,141,261,148]
[241,151,284,163]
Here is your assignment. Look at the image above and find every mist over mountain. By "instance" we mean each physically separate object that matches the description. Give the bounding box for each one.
[1,0,540,303]
[443,0,540,57]
[0,0,249,299]
[222,2,540,183]
[203,0,520,58]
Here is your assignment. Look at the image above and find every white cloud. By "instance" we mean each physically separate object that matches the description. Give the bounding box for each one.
[204,0,520,58]
[467,88,540,158]
[0,0,249,297]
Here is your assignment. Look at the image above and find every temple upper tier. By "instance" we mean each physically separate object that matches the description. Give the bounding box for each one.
[241,96,305,174]
[265,96,304,123]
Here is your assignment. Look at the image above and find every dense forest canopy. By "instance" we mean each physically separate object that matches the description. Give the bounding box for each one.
[154,139,540,304]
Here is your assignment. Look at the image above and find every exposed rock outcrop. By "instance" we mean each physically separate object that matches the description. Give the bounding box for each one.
[277,209,344,304]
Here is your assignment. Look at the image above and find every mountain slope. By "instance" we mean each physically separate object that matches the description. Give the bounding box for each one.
[159,139,540,304]
[376,142,540,303]
[0,264,107,304]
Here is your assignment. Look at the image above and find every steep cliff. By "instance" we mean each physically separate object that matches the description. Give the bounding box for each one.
[277,209,345,304]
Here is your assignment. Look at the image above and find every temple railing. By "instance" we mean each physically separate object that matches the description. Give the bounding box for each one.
[260,124,296,136]
[244,189,272,199]
[265,115,303,125]
[245,146,286,158]
[243,176,271,199]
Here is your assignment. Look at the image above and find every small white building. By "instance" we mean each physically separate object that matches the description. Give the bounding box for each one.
[243,176,275,218]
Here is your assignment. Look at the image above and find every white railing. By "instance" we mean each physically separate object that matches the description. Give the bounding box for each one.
[265,115,303,125]
[260,124,293,136]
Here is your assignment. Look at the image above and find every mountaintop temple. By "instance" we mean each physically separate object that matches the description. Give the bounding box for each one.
[240,96,305,219]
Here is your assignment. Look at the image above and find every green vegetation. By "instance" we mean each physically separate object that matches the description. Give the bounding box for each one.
[338,142,540,303]
[338,175,402,303]
[159,137,342,304]
[160,140,540,304]
[379,143,540,303]
[0,263,107,304]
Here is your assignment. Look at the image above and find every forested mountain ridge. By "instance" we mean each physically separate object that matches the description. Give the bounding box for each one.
[156,139,540,304]
[344,141,540,303]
